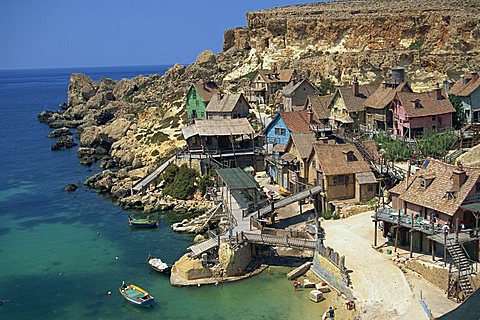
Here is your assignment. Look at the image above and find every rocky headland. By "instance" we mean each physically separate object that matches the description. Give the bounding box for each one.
[38,0,480,215]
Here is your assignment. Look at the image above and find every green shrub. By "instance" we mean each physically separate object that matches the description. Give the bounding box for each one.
[322,210,334,220]
[416,130,457,159]
[163,164,198,200]
[198,175,214,196]
[373,132,411,161]
[161,164,179,185]
[408,38,425,50]
[151,149,159,156]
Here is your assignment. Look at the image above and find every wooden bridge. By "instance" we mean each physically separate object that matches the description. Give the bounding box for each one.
[238,231,317,250]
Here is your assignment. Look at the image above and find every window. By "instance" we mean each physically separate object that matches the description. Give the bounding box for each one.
[438,117,442,125]
[192,91,196,98]
[367,185,374,192]
[420,178,426,189]
[275,128,280,135]
[200,112,204,117]
[346,151,357,162]
[280,128,286,136]
[476,182,480,193]
[333,175,348,185]
[432,116,436,121]
[195,101,199,107]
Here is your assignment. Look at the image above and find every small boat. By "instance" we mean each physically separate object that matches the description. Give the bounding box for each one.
[147,255,171,273]
[128,216,158,228]
[119,282,154,307]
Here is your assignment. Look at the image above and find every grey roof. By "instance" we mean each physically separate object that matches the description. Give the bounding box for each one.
[283,78,317,97]
[216,168,258,190]
[356,172,377,184]
[182,118,254,139]
[205,93,244,113]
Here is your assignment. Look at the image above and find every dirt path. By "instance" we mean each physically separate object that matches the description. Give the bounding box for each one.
[321,211,433,320]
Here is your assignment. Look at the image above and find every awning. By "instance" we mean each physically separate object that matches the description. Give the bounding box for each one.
[356,172,377,184]
[216,168,258,190]
[462,202,480,213]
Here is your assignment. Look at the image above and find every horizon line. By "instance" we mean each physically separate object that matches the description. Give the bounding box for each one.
[0,62,191,72]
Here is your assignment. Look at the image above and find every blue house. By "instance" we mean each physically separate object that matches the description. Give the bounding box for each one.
[263,110,312,184]
[448,72,480,123]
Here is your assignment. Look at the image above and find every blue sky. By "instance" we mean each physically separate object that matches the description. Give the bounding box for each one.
[0,0,319,70]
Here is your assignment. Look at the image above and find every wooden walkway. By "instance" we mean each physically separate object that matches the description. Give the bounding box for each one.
[131,154,177,193]
[240,232,317,250]
[188,238,218,257]
[258,186,322,216]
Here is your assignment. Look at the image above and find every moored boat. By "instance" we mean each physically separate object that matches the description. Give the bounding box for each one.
[147,255,170,273]
[119,282,154,307]
[128,216,158,228]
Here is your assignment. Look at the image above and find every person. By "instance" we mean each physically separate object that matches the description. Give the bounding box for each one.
[460,220,465,230]
[386,231,393,243]
[293,279,299,291]
[327,306,336,320]
[443,224,450,234]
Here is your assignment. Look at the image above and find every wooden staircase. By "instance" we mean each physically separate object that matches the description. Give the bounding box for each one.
[446,239,475,301]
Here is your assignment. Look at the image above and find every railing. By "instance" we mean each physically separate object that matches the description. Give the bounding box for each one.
[375,208,443,234]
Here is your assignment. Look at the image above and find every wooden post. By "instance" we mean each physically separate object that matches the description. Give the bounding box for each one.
[410,214,414,258]
[251,133,257,171]
[374,206,378,247]
[394,211,400,253]
[431,240,435,261]
[444,231,448,267]
[456,217,459,242]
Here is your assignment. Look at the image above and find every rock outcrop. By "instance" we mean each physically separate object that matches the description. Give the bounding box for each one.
[224,0,480,90]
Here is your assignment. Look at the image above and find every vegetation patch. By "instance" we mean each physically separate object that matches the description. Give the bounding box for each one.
[161,164,198,200]
[373,132,411,161]
[408,38,425,50]
[416,130,457,159]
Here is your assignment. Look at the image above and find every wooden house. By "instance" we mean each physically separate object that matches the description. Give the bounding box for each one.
[205,93,250,120]
[363,68,412,132]
[186,81,220,120]
[329,79,375,130]
[307,142,377,211]
[388,159,480,258]
[390,89,455,139]
[282,78,318,112]
[250,68,296,104]
[448,72,480,123]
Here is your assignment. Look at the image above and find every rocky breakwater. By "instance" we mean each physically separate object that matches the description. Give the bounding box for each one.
[223,0,480,89]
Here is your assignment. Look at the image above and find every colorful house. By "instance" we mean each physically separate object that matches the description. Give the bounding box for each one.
[264,110,313,153]
[282,78,318,112]
[364,68,412,131]
[250,68,296,104]
[186,81,220,120]
[205,93,250,120]
[448,72,480,123]
[388,159,480,258]
[390,89,455,139]
[329,79,376,130]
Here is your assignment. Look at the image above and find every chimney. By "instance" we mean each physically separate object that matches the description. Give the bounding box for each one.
[435,85,443,100]
[352,76,359,96]
[452,164,467,189]
[308,108,314,124]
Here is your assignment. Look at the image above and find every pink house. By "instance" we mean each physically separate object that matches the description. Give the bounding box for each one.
[390,88,455,139]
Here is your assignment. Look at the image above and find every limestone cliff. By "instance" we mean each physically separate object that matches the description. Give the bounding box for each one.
[224,0,480,90]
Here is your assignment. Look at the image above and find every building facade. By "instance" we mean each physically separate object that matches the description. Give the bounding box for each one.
[186,81,220,120]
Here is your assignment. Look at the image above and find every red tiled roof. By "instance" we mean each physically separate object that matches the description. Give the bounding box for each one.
[306,95,333,120]
[280,110,313,133]
[313,143,372,176]
[257,69,296,84]
[391,158,480,216]
[449,73,480,97]
[193,81,220,102]
[395,90,455,118]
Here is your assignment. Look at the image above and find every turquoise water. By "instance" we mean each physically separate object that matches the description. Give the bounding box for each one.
[0,66,320,319]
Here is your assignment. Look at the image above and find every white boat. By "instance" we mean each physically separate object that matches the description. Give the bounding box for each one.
[147,255,170,273]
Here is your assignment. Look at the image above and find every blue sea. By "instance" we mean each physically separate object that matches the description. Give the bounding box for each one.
[0,65,320,319]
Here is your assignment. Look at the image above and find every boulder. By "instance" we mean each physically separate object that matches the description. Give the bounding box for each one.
[101,118,131,141]
[80,126,102,147]
[193,234,206,244]
[113,79,137,99]
[68,74,98,106]
[51,135,77,150]
[171,253,212,280]
[195,50,216,67]
[48,127,71,138]
[65,183,78,192]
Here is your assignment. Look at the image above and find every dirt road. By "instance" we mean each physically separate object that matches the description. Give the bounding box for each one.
[321,211,455,319]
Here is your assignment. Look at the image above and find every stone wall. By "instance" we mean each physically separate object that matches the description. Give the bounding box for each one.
[218,242,253,276]
[406,260,449,291]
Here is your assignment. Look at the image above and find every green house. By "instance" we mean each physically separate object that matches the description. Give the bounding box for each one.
[186,81,220,120]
